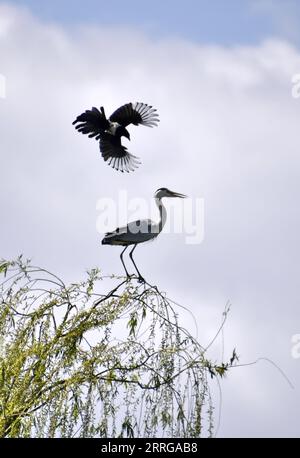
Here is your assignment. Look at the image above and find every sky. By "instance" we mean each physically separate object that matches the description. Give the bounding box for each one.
[1,0,300,438]
[6,0,300,46]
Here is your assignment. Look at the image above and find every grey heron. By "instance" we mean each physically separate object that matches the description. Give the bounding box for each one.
[102,188,187,282]
[73,102,159,172]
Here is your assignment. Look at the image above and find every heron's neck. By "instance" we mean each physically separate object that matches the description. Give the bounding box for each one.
[155,197,167,233]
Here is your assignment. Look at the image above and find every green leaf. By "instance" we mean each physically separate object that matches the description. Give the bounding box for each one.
[230,348,239,366]
[0,261,9,277]
[127,313,138,337]
[215,364,228,378]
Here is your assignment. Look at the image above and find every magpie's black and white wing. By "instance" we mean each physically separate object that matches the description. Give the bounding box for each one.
[109,102,159,128]
[72,107,109,140]
[100,133,141,173]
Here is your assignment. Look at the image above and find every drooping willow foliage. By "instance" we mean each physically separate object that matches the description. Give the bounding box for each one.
[0,257,237,438]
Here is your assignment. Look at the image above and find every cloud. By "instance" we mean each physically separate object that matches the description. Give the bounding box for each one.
[1,3,300,437]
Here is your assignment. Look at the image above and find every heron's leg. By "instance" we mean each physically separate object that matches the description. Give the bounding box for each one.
[120,246,130,278]
[129,244,145,282]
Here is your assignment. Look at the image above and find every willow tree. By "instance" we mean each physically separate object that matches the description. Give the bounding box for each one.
[0,257,237,438]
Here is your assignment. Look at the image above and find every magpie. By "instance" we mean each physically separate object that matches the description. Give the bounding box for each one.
[72,102,159,172]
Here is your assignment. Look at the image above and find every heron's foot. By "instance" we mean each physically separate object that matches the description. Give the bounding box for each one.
[126,274,134,282]
[138,276,145,283]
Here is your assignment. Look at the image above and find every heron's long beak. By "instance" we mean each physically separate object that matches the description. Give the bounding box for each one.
[169,191,187,198]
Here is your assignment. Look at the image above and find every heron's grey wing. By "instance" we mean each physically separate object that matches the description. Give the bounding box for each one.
[109,102,159,128]
[99,133,141,173]
[72,107,109,140]
[103,219,157,244]
[127,219,159,236]
[102,223,132,245]
[104,224,128,238]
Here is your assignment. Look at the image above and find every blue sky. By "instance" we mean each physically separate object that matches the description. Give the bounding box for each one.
[8,0,300,46]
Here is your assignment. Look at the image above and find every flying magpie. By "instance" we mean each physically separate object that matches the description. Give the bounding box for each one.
[72,102,160,172]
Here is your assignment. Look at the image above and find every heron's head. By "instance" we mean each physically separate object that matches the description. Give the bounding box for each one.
[154,188,187,199]
[119,126,130,141]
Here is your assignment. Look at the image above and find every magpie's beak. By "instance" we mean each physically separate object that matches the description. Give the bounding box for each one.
[169,191,187,198]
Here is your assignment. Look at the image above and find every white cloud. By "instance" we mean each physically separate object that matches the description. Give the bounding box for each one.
[1,3,300,437]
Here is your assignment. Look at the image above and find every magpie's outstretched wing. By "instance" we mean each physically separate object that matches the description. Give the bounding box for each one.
[109,102,159,128]
[72,107,109,140]
[100,134,141,173]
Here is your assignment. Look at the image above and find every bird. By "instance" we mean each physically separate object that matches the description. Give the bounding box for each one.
[102,188,187,282]
[72,102,159,172]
